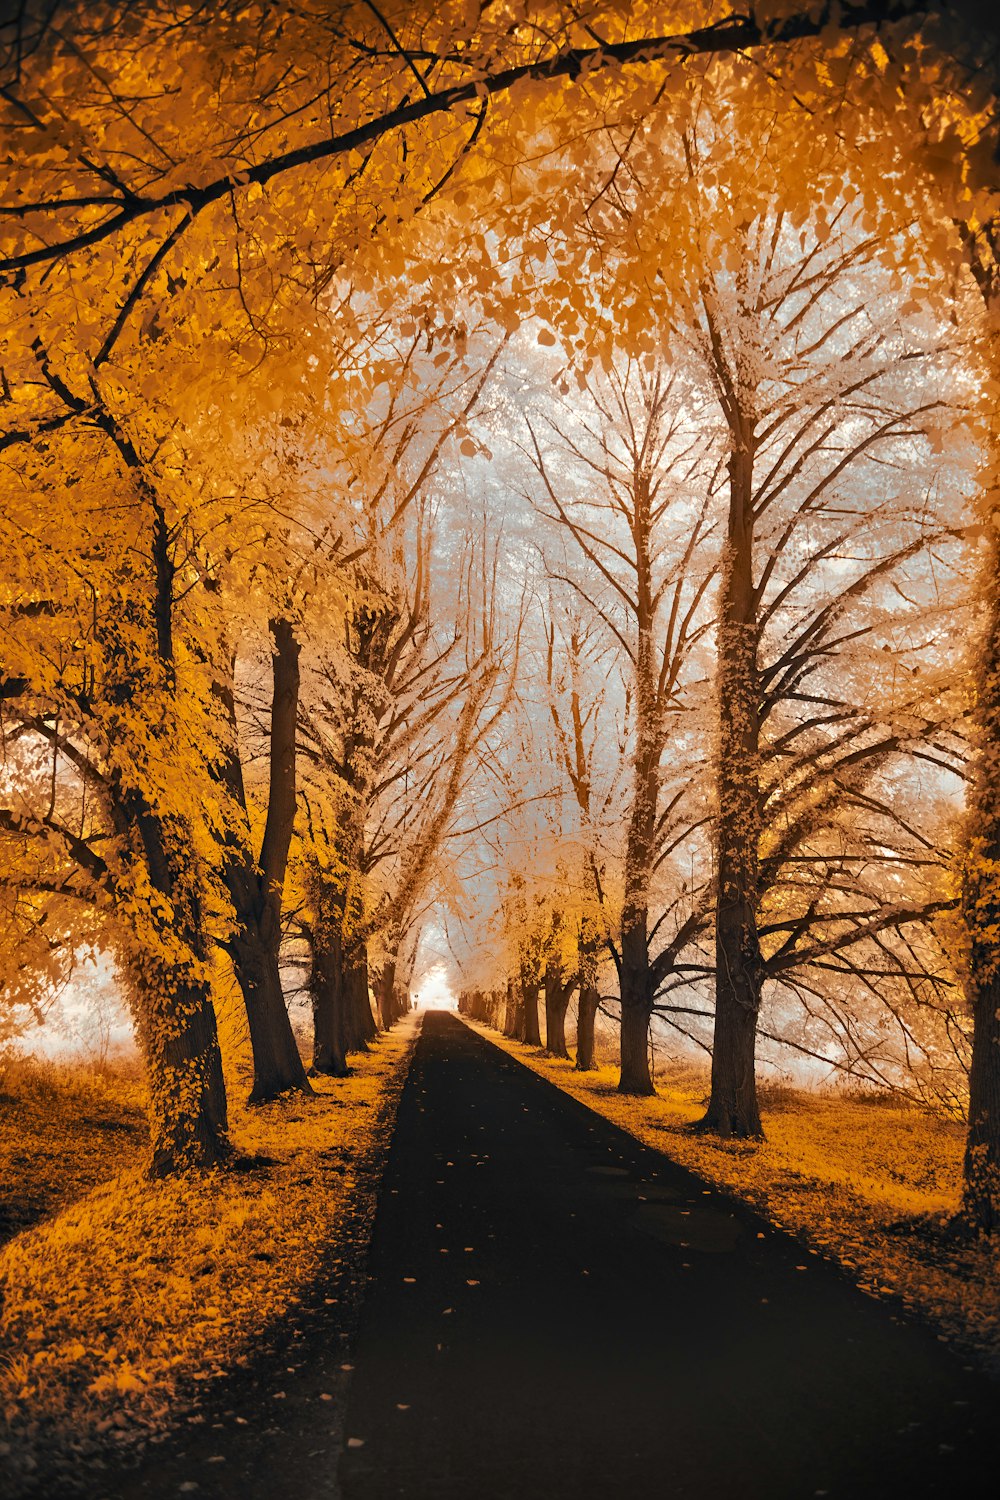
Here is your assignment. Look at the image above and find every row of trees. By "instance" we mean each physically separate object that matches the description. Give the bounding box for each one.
[0,285,509,1167]
[432,17,1000,1231]
[2,2,1000,1234]
[468,247,974,1109]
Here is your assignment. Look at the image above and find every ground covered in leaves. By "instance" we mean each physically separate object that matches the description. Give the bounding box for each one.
[0,1017,419,1498]
[0,1059,148,1248]
[467,1020,1000,1376]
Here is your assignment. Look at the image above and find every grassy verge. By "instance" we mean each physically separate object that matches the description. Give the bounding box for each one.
[465,1019,1000,1376]
[0,1015,419,1496]
[0,1057,148,1248]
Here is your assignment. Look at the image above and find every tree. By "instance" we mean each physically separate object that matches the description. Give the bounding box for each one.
[542,604,623,1071]
[0,377,233,1170]
[683,198,977,1134]
[527,57,984,1137]
[216,616,311,1103]
[291,318,505,1070]
[0,284,355,1153]
[527,361,717,1093]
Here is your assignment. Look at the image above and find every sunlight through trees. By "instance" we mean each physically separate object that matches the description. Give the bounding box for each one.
[2,0,1000,1290]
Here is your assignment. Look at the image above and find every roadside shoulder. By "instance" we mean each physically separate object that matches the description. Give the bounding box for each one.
[0,1013,422,1498]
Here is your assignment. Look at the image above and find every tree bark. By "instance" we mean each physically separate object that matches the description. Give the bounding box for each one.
[376,955,399,1029]
[616,463,660,1096]
[700,440,764,1138]
[310,924,350,1078]
[619,921,655,1095]
[544,963,573,1059]
[220,619,310,1102]
[520,974,542,1046]
[503,978,520,1037]
[231,918,309,1103]
[960,539,1000,1230]
[576,984,600,1072]
[575,916,601,1071]
[344,940,377,1049]
[96,466,230,1172]
[954,234,1000,1233]
[119,802,230,1173]
[962,964,1000,1232]
[127,953,229,1176]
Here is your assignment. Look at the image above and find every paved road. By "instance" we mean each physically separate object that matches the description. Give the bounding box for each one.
[339,1011,994,1500]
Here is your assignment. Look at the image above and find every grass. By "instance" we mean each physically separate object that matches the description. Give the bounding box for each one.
[467,1020,1000,1377]
[0,1015,419,1497]
[0,1054,148,1248]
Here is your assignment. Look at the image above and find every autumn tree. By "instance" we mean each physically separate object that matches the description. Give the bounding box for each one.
[669,182,978,1136]
[0,382,234,1170]
[526,361,717,1092]
[5,0,1000,1216]
[542,603,624,1070]
[291,320,505,1072]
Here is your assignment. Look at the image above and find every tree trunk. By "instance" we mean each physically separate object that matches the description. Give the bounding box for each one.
[962,967,1000,1232]
[544,966,572,1059]
[954,226,1000,1234]
[118,803,230,1173]
[618,995,653,1095]
[699,440,764,1139]
[521,976,542,1046]
[616,465,660,1097]
[503,978,519,1037]
[231,917,310,1104]
[126,950,229,1175]
[344,941,377,1050]
[219,619,310,1102]
[576,983,600,1072]
[575,916,601,1072]
[618,921,655,1095]
[699,970,762,1137]
[376,956,398,1030]
[305,850,373,1060]
[310,925,350,1078]
[960,541,1000,1231]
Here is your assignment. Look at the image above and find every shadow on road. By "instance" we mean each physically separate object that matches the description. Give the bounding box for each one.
[339,1011,994,1500]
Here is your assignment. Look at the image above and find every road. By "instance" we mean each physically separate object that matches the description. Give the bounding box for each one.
[338,1010,994,1500]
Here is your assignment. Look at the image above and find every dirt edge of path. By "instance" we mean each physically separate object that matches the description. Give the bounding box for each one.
[1,1014,423,1500]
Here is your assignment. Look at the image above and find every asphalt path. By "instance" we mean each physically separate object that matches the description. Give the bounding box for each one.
[338,1011,995,1500]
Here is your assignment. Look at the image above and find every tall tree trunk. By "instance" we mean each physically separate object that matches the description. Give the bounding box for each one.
[962,961,1000,1233]
[617,469,660,1097]
[310,924,350,1078]
[960,538,1000,1230]
[503,978,520,1037]
[617,723,657,1095]
[344,940,377,1049]
[121,804,230,1173]
[306,866,374,1058]
[619,922,655,1094]
[700,441,764,1138]
[231,917,309,1103]
[220,619,310,1102]
[953,243,1000,1233]
[576,984,600,1072]
[575,917,601,1071]
[521,974,542,1046]
[97,476,229,1172]
[128,952,229,1176]
[376,954,398,1029]
[544,962,573,1059]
